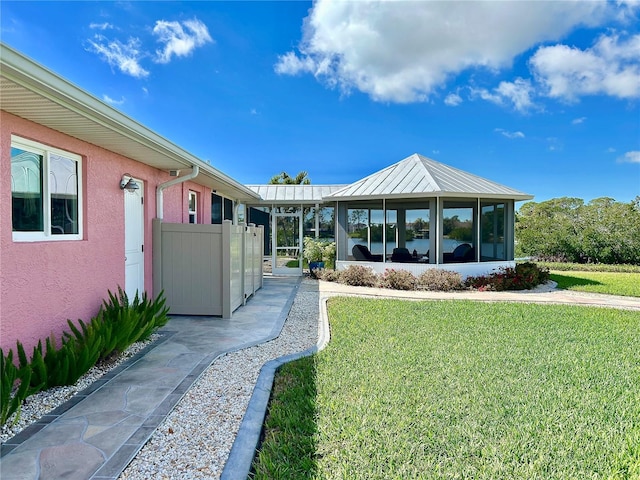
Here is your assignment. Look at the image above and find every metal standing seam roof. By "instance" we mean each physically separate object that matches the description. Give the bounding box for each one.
[0,43,260,202]
[325,153,534,201]
[246,184,348,204]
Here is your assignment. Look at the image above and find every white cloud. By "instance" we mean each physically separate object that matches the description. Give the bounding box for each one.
[572,116,587,124]
[89,22,114,31]
[444,93,462,106]
[494,128,525,139]
[274,51,316,75]
[102,94,125,105]
[153,19,213,64]
[275,0,605,103]
[619,150,640,163]
[86,35,149,78]
[547,137,563,152]
[470,87,503,105]
[530,33,640,101]
[495,78,536,112]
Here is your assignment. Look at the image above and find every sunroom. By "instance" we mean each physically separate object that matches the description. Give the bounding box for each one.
[248,154,533,278]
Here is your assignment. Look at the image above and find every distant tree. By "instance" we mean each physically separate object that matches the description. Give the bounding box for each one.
[516,197,583,261]
[411,217,428,233]
[516,196,640,265]
[269,171,311,185]
[576,197,640,264]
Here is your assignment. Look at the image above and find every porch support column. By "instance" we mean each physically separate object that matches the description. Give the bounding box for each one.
[435,197,441,265]
[336,202,348,261]
[382,198,387,261]
[476,197,481,262]
[506,200,515,260]
[397,209,406,249]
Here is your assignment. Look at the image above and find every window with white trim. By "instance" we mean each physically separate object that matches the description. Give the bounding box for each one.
[188,191,197,224]
[11,136,82,241]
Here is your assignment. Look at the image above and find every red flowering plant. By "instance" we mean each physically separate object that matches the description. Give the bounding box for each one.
[465,262,549,291]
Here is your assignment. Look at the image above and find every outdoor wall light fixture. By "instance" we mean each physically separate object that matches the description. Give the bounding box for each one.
[120,173,140,191]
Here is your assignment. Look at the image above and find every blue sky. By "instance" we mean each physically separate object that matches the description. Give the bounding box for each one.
[2,1,639,203]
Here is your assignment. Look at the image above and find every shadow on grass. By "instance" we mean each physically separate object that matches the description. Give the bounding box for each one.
[250,355,319,479]
[550,273,603,290]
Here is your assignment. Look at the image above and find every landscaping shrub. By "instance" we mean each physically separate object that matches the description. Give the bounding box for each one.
[338,265,379,287]
[98,287,169,360]
[316,268,341,282]
[380,269,417,290]
[1,349,33,425]
[466,262,550,291]
[417,269,463,291]
[18,336,89,390]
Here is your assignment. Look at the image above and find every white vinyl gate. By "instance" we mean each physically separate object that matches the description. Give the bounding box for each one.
[153,220,264,318]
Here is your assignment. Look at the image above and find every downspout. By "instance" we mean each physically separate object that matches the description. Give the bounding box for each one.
[156,166,200,220]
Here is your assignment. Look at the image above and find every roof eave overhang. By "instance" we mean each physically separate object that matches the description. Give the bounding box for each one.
[0,43,260,202]
[326,192,534,202]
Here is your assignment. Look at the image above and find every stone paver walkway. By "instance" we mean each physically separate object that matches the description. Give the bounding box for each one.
[0,276,300,480]
[318,280,640,310]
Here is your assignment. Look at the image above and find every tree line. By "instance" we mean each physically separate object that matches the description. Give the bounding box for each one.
[515,196,640,265]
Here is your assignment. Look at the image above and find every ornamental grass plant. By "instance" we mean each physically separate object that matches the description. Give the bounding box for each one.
[1,288,169,427]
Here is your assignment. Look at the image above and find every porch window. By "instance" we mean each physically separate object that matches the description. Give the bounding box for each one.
[481,202,506,260]
[442,201,476,262]
[303,206,334,239]
[11,136,82,241]
[189,191,197,223]
[404,207,431,259]
[318,206,335,241]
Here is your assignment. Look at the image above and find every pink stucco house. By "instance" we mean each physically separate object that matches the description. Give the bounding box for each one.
[1,44,260,354]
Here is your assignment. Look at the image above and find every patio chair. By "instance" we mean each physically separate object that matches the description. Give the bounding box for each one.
[391,247,413,263]
[352,244,383,262]
[444,243,475,262]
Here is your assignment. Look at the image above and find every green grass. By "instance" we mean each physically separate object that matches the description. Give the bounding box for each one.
[252,298,640,480]
[550,271,640,297]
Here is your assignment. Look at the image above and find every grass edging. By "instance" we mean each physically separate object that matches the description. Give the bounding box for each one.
[220,296,331,480]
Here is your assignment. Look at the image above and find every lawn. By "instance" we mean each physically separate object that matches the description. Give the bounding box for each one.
[550,271,640,297]
[252,298,640,480]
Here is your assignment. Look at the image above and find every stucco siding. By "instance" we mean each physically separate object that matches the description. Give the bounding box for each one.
[0,112,212,353]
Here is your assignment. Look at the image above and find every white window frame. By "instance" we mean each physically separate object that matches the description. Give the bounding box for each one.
[11,136,83,242]
[188,190,198,224]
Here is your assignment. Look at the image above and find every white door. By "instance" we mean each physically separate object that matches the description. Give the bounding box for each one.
[124,179,144,299]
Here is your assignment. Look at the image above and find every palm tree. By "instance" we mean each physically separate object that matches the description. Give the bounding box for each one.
[269,171,311,185]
